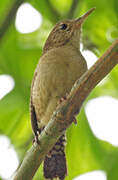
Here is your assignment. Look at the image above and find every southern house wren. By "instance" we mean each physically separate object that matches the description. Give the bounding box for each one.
[30,8,95,180]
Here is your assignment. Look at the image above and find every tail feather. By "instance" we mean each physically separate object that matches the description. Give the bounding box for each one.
[43,134,67,180]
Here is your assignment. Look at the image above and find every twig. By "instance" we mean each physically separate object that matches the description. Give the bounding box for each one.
[14,39,118,180]
[0,0,24,40]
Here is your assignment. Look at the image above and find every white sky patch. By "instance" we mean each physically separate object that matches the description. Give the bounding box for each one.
[0,136,19,179]
[15,3,42,34]
[80,43,107,86]
[0,75,15,100]
[85,96,118,146]
[80,43,98,69]
[82,50,98,69]
[74,170,107,180]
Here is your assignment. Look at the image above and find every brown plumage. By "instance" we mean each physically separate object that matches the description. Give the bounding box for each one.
[30,8,95,180]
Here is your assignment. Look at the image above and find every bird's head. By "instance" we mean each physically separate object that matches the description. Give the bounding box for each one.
[43,8,95,54]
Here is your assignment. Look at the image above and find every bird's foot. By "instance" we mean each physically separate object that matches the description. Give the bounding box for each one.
[72,116,77,125]
[58,93,68,104]
[32,130,40,145]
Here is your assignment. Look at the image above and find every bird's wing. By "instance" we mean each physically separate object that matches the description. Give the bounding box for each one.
[30,71,40,143]
[30,97,39,136]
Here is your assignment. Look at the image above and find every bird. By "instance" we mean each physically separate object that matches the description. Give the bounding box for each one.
[30,8,95,180]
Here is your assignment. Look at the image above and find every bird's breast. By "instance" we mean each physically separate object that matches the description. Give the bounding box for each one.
[32,46,87,127]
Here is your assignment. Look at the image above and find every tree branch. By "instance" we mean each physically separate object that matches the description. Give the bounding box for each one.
[14,39,118,180]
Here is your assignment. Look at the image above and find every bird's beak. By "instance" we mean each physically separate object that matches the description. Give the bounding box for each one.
[75,8,95,28]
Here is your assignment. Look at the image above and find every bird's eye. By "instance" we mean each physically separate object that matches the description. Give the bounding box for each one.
[60,24,68,30]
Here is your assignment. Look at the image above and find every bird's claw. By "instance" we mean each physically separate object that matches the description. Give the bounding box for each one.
[58,93,68,104]
[33,130,40,145]
[72,116,77,125]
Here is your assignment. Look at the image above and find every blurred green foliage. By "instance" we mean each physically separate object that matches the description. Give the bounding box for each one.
[0,0,118,179]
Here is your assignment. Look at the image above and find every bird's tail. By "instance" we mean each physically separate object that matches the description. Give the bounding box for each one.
[43,134,67,180]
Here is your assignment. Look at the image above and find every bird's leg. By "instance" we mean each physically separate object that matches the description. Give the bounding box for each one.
[33,126,45,145]
[72,116,77,125]
[33,130,40,145]
[58,93,68,104]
